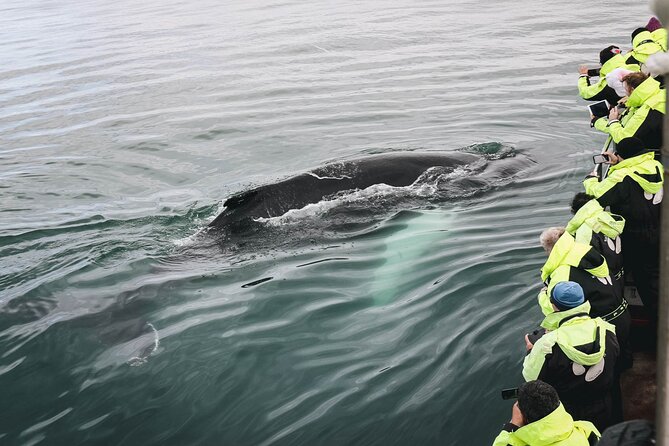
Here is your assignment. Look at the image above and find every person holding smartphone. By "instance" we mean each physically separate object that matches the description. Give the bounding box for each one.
[584,137,664,327]
[536,228,630,361]
[578,45,639,106]
[624,27,664,65]
[593,72,665,151]
[522,281,621,431]
[492,380,600,446]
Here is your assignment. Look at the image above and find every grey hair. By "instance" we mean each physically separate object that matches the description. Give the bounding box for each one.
[540,227,565,254]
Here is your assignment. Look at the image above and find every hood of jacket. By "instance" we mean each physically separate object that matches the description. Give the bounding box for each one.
[547,302,611,366]
[633,30,654,47]
[651,27,668,50]
[600,53,627,76]
[513,404,578,445]
[608,151,664,194]
[541,233,609,281]
[565,199,625,239]
[631,30,664,56]
[626,76,663,108]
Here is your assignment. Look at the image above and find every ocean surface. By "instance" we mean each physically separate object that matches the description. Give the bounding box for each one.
[0,0,654,444]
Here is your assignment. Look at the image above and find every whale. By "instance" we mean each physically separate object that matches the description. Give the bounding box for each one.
[208,151,485,234]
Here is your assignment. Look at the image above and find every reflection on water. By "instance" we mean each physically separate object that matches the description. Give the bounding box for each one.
[0,0,651,444]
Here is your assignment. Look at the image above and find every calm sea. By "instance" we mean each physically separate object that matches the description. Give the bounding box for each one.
[0,0,652,444]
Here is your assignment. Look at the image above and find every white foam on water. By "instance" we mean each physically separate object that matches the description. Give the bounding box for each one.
[257,164,475,227]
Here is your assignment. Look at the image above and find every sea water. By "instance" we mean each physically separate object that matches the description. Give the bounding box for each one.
[0,0,652,444]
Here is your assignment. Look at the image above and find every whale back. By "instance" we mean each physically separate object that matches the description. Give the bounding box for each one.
[208,151,480,232]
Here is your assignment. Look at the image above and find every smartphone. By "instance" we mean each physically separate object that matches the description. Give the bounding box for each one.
[587,68,601,77]
[527,328,545,345]
[501,388,519,400]
[588,100,611,119]
[593,153,610,164]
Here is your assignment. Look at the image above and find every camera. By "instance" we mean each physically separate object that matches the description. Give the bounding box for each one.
[527,327,546,345]
[501,388,519,400]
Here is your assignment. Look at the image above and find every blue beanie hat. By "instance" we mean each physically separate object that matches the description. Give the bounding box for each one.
[551,281,585,310]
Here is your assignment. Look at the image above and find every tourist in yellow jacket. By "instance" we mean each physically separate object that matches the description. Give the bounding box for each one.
[593,72,664,151]
[492,380,600,446]
[578,46,639,106]
[584,137,664,319]
[625,27,664,65]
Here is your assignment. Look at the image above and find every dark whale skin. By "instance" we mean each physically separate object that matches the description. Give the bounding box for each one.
[208,151,480,231]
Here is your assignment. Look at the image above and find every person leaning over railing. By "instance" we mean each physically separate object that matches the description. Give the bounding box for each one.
[566,194,625,300]
[624,27,664,66]
[584,136,664,325]
[578,46,639,106]
[492,380,600,446]
[522,281,621,431]
[537,228,630,364]
[593,72,665,152]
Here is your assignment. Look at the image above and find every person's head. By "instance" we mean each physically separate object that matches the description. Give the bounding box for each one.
[599,45,621,65]
[517,380,561,424]
[622,71,649,96]
[539,227,565,254]
[550,281,585,311]
[631,27,648,44]
[570,192,594,214]
[616,136,645,160]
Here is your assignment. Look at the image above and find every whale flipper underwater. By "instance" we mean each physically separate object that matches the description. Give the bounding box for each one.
[210,151,478,232]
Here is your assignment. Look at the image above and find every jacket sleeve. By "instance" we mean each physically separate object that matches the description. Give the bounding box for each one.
[492,430,524,446]
[522,338,551,381]
[578,77,608,101]
[537,288,553,316]
[590,176,629,208]
[583,174,621,199]
[605,105,652,143]
[593,116,610,133]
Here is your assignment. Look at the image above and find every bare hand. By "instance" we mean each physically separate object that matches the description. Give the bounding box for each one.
[511,402,525,427]
[579,65,589,75]
[605,151,620,165]
[524,334,534,351]
[608,107,620,121]
[618,96,628,104]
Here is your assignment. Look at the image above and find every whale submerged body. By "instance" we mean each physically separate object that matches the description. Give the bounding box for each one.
[208,151,489,233]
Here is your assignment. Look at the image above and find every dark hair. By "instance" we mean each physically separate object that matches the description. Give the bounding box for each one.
[622,71,649,90]
[631,27,648,43]
[599,45,620,65]
[571,192,594,214]
[517,380,560,424]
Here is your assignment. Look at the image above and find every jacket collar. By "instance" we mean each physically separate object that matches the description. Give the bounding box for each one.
[608,151,664,194]
[632,30,655,48]
[626,76,661,108]
[565,199,625,239]
[541,233,590,281]
[514,404,575,445]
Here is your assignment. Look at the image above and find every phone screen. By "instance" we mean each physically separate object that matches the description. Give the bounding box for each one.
[593,154,609,164]
[588,100,610,118]
[501,388,519,400]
